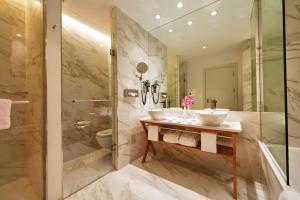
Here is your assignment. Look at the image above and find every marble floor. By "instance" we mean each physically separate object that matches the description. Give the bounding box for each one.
[0,177,38,200]
[63,148,114,198]
[65,157,269,200]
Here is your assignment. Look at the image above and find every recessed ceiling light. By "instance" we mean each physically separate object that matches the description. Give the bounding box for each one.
[155,14,161,19]
[169,29,173,33]
[35,1,41,7]
[177,2,183,8]
[210,11,218,16]
[187,21,193,26]
[202,46,207,49]
[16,34,22,37]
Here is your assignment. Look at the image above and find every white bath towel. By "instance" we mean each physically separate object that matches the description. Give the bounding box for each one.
[279,191,300,200]
[0,99,12,130]
[163,131,180,144]
[179,133,200,147]
[148,125,159,141]
[201,132,217,153]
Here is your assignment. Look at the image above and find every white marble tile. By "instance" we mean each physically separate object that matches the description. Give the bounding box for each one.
[63,149,114,198]
[0,177,38,200]
[66,157,269,200]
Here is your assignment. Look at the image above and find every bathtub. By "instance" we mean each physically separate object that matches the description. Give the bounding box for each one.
[260,142,300,199]
[266,144,300,191]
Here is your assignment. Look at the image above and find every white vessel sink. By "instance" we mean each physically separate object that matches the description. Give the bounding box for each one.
[194,110,228,126]
[148,109,167,120]
[204,108,230,112]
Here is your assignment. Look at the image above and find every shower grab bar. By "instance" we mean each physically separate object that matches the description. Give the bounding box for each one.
[12,100,30,104]
[72,99,112,103]
[2,90,29,95]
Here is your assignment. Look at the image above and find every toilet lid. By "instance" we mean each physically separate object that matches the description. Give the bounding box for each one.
[96,129,112,137]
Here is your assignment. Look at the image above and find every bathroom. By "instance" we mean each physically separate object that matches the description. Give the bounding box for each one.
[0,0,299,199]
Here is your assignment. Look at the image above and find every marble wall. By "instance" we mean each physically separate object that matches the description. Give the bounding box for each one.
[167,49,180,107]
[242,46,252,111]
[112,8,167,169]
[0,0,27,186]
[0,0,45,199]
[62,13,111,162]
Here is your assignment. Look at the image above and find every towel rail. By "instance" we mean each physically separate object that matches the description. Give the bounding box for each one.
[2,90,28,95]
[12,100,30,104]
[72,99,112,103]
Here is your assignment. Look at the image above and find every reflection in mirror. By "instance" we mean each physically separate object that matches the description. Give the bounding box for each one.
[148,0,259,111]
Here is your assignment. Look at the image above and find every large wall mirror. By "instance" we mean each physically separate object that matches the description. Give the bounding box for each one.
[148,0,259,111]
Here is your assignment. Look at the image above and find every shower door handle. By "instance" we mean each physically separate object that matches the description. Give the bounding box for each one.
[2,90,28,95]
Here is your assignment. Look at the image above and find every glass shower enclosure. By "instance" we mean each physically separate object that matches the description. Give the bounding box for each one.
[0,0,46,199]
[260,0,300,190]
[61,0,114,197]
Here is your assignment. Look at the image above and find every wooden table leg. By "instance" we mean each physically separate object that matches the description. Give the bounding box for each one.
[140,121,156,162]
[150,142,156,155]
[142,140,150,163]
[232,135,237,199]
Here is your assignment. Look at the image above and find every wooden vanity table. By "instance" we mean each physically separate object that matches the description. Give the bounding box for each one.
[140,117,242,199]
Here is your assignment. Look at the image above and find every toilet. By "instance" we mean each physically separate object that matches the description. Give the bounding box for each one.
[96,129,112,149]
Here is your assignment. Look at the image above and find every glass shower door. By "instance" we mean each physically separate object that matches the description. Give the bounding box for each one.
[260,0,288,178]
[0,0,46,199]
[61,1,114,197]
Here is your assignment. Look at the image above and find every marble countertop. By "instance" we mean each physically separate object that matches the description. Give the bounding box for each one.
[140,117,242,133]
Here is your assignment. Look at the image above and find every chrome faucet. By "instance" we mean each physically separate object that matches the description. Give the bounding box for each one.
[160,97,169,109]
[207,98,217,109]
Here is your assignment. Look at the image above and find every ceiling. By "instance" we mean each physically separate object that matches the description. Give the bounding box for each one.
[149,0,254,59]
[115,0,220,31]
[62,0,220,33]
[62,0,254,59]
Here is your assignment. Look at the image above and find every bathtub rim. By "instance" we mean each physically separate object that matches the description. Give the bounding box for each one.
[259,141,290,191]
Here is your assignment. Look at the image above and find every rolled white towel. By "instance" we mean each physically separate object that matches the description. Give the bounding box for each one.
[279,191,300,200]
[163,131,180,144]
[179,133,200,147]
[0,99,12,130]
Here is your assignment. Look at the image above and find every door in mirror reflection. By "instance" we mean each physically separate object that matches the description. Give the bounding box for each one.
[204,65,238,110]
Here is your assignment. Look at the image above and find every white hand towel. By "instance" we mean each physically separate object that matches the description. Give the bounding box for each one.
[201,132,217,153]
[0,99,12,130]
[179,133,200,147]
[163,131,180,143]
[148,125,159,141]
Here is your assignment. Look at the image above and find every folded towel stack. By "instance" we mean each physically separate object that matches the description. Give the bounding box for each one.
[0,99,12,130]
[163,131,180,143]
[179,133,200,147]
